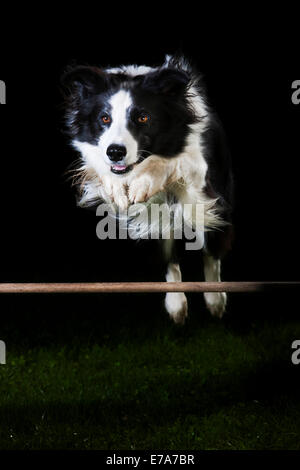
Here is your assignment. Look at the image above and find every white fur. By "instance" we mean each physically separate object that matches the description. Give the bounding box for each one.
[105,64,156,76]
[99,90,138,166]
[203,253,227,318]
[165,263,188,324]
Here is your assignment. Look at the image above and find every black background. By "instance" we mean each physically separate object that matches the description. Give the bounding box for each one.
[0,10,299,460]
[0,9,299,289]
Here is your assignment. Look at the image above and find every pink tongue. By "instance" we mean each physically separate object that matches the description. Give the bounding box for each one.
[113,164,127,170]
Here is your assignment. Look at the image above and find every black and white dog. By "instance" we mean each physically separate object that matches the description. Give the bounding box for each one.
[61,55,234,324]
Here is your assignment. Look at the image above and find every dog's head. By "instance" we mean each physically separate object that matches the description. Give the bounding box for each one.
[61,58,198,177]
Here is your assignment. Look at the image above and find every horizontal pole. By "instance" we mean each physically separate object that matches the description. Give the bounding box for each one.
[0,282,299,294]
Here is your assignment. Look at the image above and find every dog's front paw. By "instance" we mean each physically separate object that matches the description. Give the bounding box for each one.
[128,175,165,204]
[115,194,129,212]
[102,175,129,211]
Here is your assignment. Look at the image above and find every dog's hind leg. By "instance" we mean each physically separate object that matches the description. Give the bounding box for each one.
[203,252,226,318]
[203,227,233,318]
[163,239,188,325]
[165,262,188,324]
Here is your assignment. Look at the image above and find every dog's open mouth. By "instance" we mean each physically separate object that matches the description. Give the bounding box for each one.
[110,155,146,175]
[110,163,134,175]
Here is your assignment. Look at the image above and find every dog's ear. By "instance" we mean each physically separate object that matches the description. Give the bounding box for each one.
[61,66,108,98]
[142,68,190,96]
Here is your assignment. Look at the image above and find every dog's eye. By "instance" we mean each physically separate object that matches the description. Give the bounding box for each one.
[138,114,149,123]
[101,114,111,124]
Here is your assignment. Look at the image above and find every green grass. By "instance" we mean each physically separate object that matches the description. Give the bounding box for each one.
[0,293,299,449]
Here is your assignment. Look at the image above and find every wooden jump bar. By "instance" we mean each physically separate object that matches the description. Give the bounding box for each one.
[0,282,299,294]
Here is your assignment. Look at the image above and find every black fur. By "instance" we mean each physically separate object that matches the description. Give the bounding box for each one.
[202,113,234,259]
[61,65,199,158]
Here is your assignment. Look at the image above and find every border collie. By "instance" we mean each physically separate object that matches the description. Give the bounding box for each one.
[61,55,234,324]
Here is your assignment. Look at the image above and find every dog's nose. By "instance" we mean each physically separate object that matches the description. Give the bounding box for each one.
[106,144,127,161]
